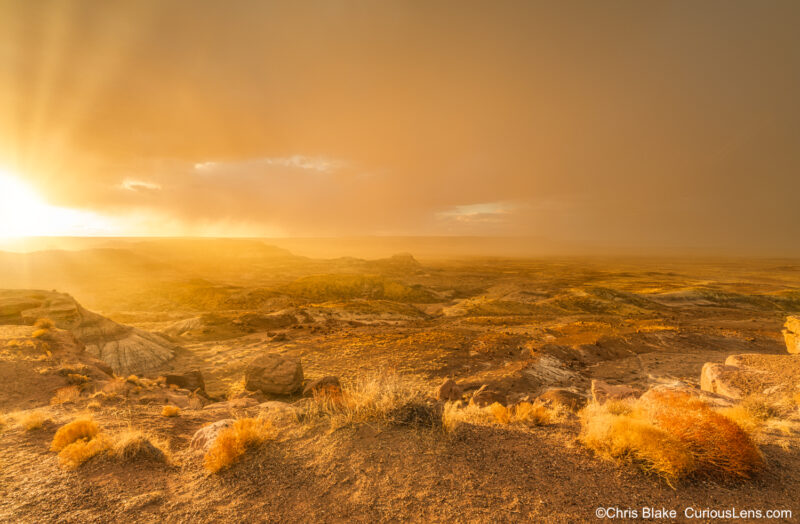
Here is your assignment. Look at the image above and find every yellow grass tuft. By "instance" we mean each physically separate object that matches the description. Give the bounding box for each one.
[17,410,49,431]
[444,400,559,433]
[111,429,170,463]
[579,391,763,483]
[50,386,81,405]
[580,402,693,484]
[51,416,100,451]
[204,418,275,473]
[33,318,55,330]
[305,373,433,429]
[58,436,110,469]
[66,373,90,386]
[161,405,181,417]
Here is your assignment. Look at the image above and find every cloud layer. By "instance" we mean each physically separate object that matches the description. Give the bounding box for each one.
[1,1,799,252]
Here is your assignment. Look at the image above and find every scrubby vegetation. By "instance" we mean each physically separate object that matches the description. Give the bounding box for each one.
[442,400,560,433]
[305,373,438,429]
[50,386,81,405]
[204,418,275,473]
[285,274,436,303]
[17,410,48,431]
[111,429,170,463]
[579,392,763,484]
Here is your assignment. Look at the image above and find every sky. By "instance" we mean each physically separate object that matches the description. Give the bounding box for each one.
[0,1,799,253]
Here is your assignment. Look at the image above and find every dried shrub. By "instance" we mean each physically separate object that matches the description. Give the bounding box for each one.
[50,386,81,405]
[51,416,100,451]
[644,391,764,479]
[444,400,558,433]
[305,373,429,429]
[58,436,109,469]
[33,318,55,330]
[18,410,49,431]
[161,405,181,417]
[111,430,170,463]
[579,391,764,484]
[204,418,274,473]
[67,373,90,386]
[580,402,694,484]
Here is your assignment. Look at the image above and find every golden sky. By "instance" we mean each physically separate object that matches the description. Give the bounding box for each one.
[0,1,799,252]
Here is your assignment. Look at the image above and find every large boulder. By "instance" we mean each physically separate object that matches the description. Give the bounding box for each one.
[784,316,800,354]
[590,379,642,404]
[244,353,303,395]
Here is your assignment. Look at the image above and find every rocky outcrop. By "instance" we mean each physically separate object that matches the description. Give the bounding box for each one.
[537,388,587,411]
[165,371,206,393]
[0,290,175,375]
[244,353,303,395]
[701,353,798,399]
[784,316,800,354]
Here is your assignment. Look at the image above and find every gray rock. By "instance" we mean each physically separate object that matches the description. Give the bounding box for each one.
[190,419,235,450]
[244,353,303,395]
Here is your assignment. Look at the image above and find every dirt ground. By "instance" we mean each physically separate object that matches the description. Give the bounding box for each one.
[1,247,799,522]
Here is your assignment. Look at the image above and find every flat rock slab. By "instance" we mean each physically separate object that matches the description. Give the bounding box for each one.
[701,353,800,399]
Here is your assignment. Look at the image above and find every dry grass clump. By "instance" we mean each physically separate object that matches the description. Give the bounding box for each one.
[580,401,693,484]
[50,385,81,405]
[31,318,55,339]
[50,416,107,469]
[161,405,181,417]
[580,391,763,484]
[305,373,437,429]
[111,429,170,463]
[67,373,90,386]
[58,437,109,469]
[204,418,275,473]
[443,400,561,433]
[51,416,100,451]
[17,410,49,431]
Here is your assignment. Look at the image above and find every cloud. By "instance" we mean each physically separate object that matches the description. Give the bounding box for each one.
[119,179,162,192]
[437,202,513,223]
[194,155,344,174]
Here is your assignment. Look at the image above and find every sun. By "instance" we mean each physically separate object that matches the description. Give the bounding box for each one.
[0,168,115,237]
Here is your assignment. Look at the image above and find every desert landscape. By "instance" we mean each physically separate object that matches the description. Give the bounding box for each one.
[0,238,798,522]
[2,1,800,521]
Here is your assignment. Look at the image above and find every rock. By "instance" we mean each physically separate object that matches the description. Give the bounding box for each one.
[190,419,234,450]
[646,381,736,407]
[536,388,586,411]
[435,378,463,402]
[590,379,642,404]
[784,316,800,354]
[0,290,175,375]
[700,363,746,399]
[469,385,506,407]
[302,376,342,397]
[244,353,303,395]
[164,371,206,393]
